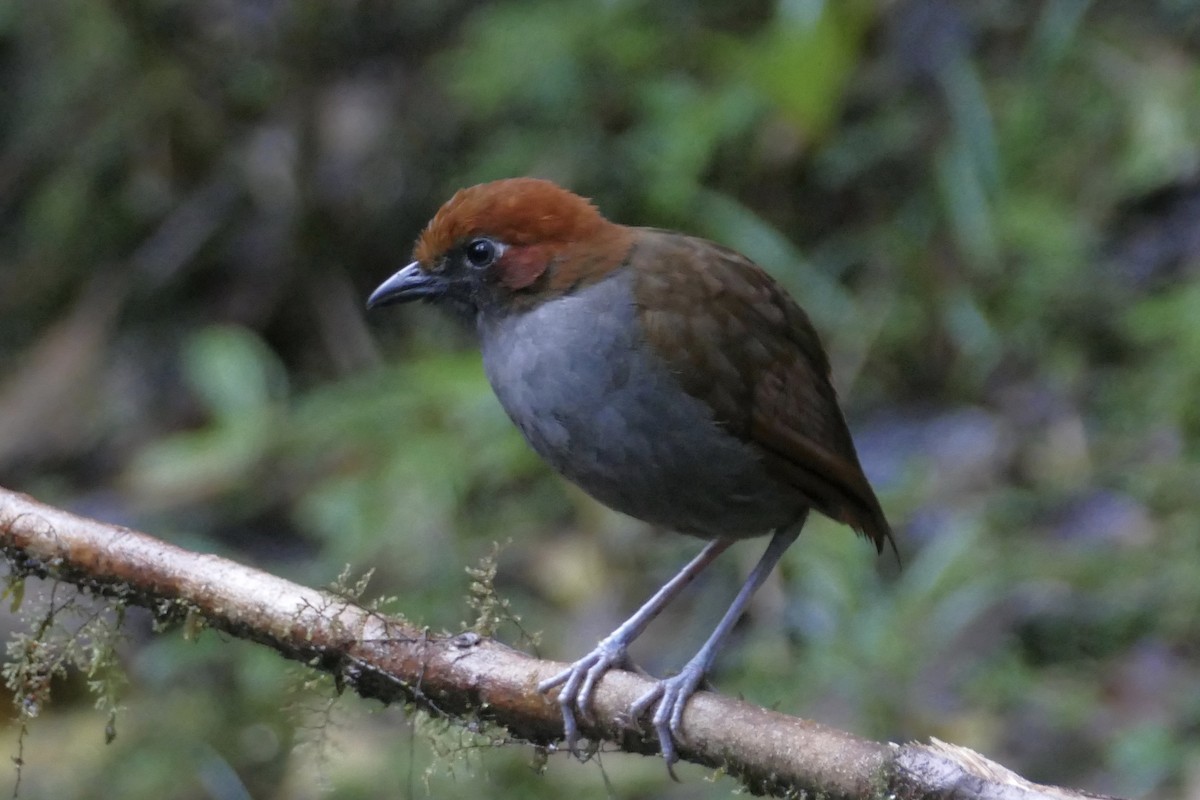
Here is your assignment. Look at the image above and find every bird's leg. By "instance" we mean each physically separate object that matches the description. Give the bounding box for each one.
[629,519,804,766]
[538,537,734,756]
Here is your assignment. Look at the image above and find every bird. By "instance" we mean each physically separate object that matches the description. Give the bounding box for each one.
[367,177,893,767]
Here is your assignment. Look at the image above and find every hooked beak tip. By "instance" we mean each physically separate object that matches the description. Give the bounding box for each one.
[366,262,435,309]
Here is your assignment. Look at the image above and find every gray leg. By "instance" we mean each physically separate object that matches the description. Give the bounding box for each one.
[539,537,734,756]
[629,519,804,766]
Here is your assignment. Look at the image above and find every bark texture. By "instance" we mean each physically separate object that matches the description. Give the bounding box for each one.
[0,487,1119,800]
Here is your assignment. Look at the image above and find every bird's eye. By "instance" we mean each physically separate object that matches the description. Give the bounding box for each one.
[465,238,498,268]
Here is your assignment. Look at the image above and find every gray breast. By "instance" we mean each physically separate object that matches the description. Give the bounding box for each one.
[478,270,805,539]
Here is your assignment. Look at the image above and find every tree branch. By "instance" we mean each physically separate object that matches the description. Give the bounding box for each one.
[0,486,1119,800]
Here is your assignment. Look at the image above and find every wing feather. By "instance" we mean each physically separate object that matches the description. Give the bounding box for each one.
[632,229,893,552]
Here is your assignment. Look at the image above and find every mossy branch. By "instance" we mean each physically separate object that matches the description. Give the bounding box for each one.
[0,486,1118,800]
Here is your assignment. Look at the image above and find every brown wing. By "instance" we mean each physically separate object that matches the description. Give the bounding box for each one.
[631,228,893,553]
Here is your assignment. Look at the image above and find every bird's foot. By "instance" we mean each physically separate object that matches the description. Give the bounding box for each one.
[627,662,707,770]
[538,637,632,757]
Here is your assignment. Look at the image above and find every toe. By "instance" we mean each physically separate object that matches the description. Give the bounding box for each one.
[667,681,694,739]
[628,683,663,720]
[560,703,581,755]
[577,661,610,719]
[538,667,571,694]
[653,709,678,765]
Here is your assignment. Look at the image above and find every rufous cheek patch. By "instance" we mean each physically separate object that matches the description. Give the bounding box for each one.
[497,245,554,290]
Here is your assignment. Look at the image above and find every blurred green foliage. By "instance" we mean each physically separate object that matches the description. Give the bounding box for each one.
[2,0,1200,798]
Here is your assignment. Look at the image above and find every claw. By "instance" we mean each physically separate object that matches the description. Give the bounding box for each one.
[535,539,739,762]
[540,661,586,754]
[540,532,800,771]
[628,666,706,767]
[538,637,630,756]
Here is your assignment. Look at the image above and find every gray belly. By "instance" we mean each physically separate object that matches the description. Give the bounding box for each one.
[479,272,804,539]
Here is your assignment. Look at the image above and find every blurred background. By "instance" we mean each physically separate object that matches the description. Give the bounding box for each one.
[2,0,1199,797]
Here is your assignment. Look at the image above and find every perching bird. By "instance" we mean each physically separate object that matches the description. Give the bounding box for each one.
[368,178,893,766]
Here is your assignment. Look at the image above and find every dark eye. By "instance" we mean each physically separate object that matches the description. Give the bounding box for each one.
[465,238,498,268]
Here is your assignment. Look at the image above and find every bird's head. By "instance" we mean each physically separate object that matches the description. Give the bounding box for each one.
[367,178,633,320]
